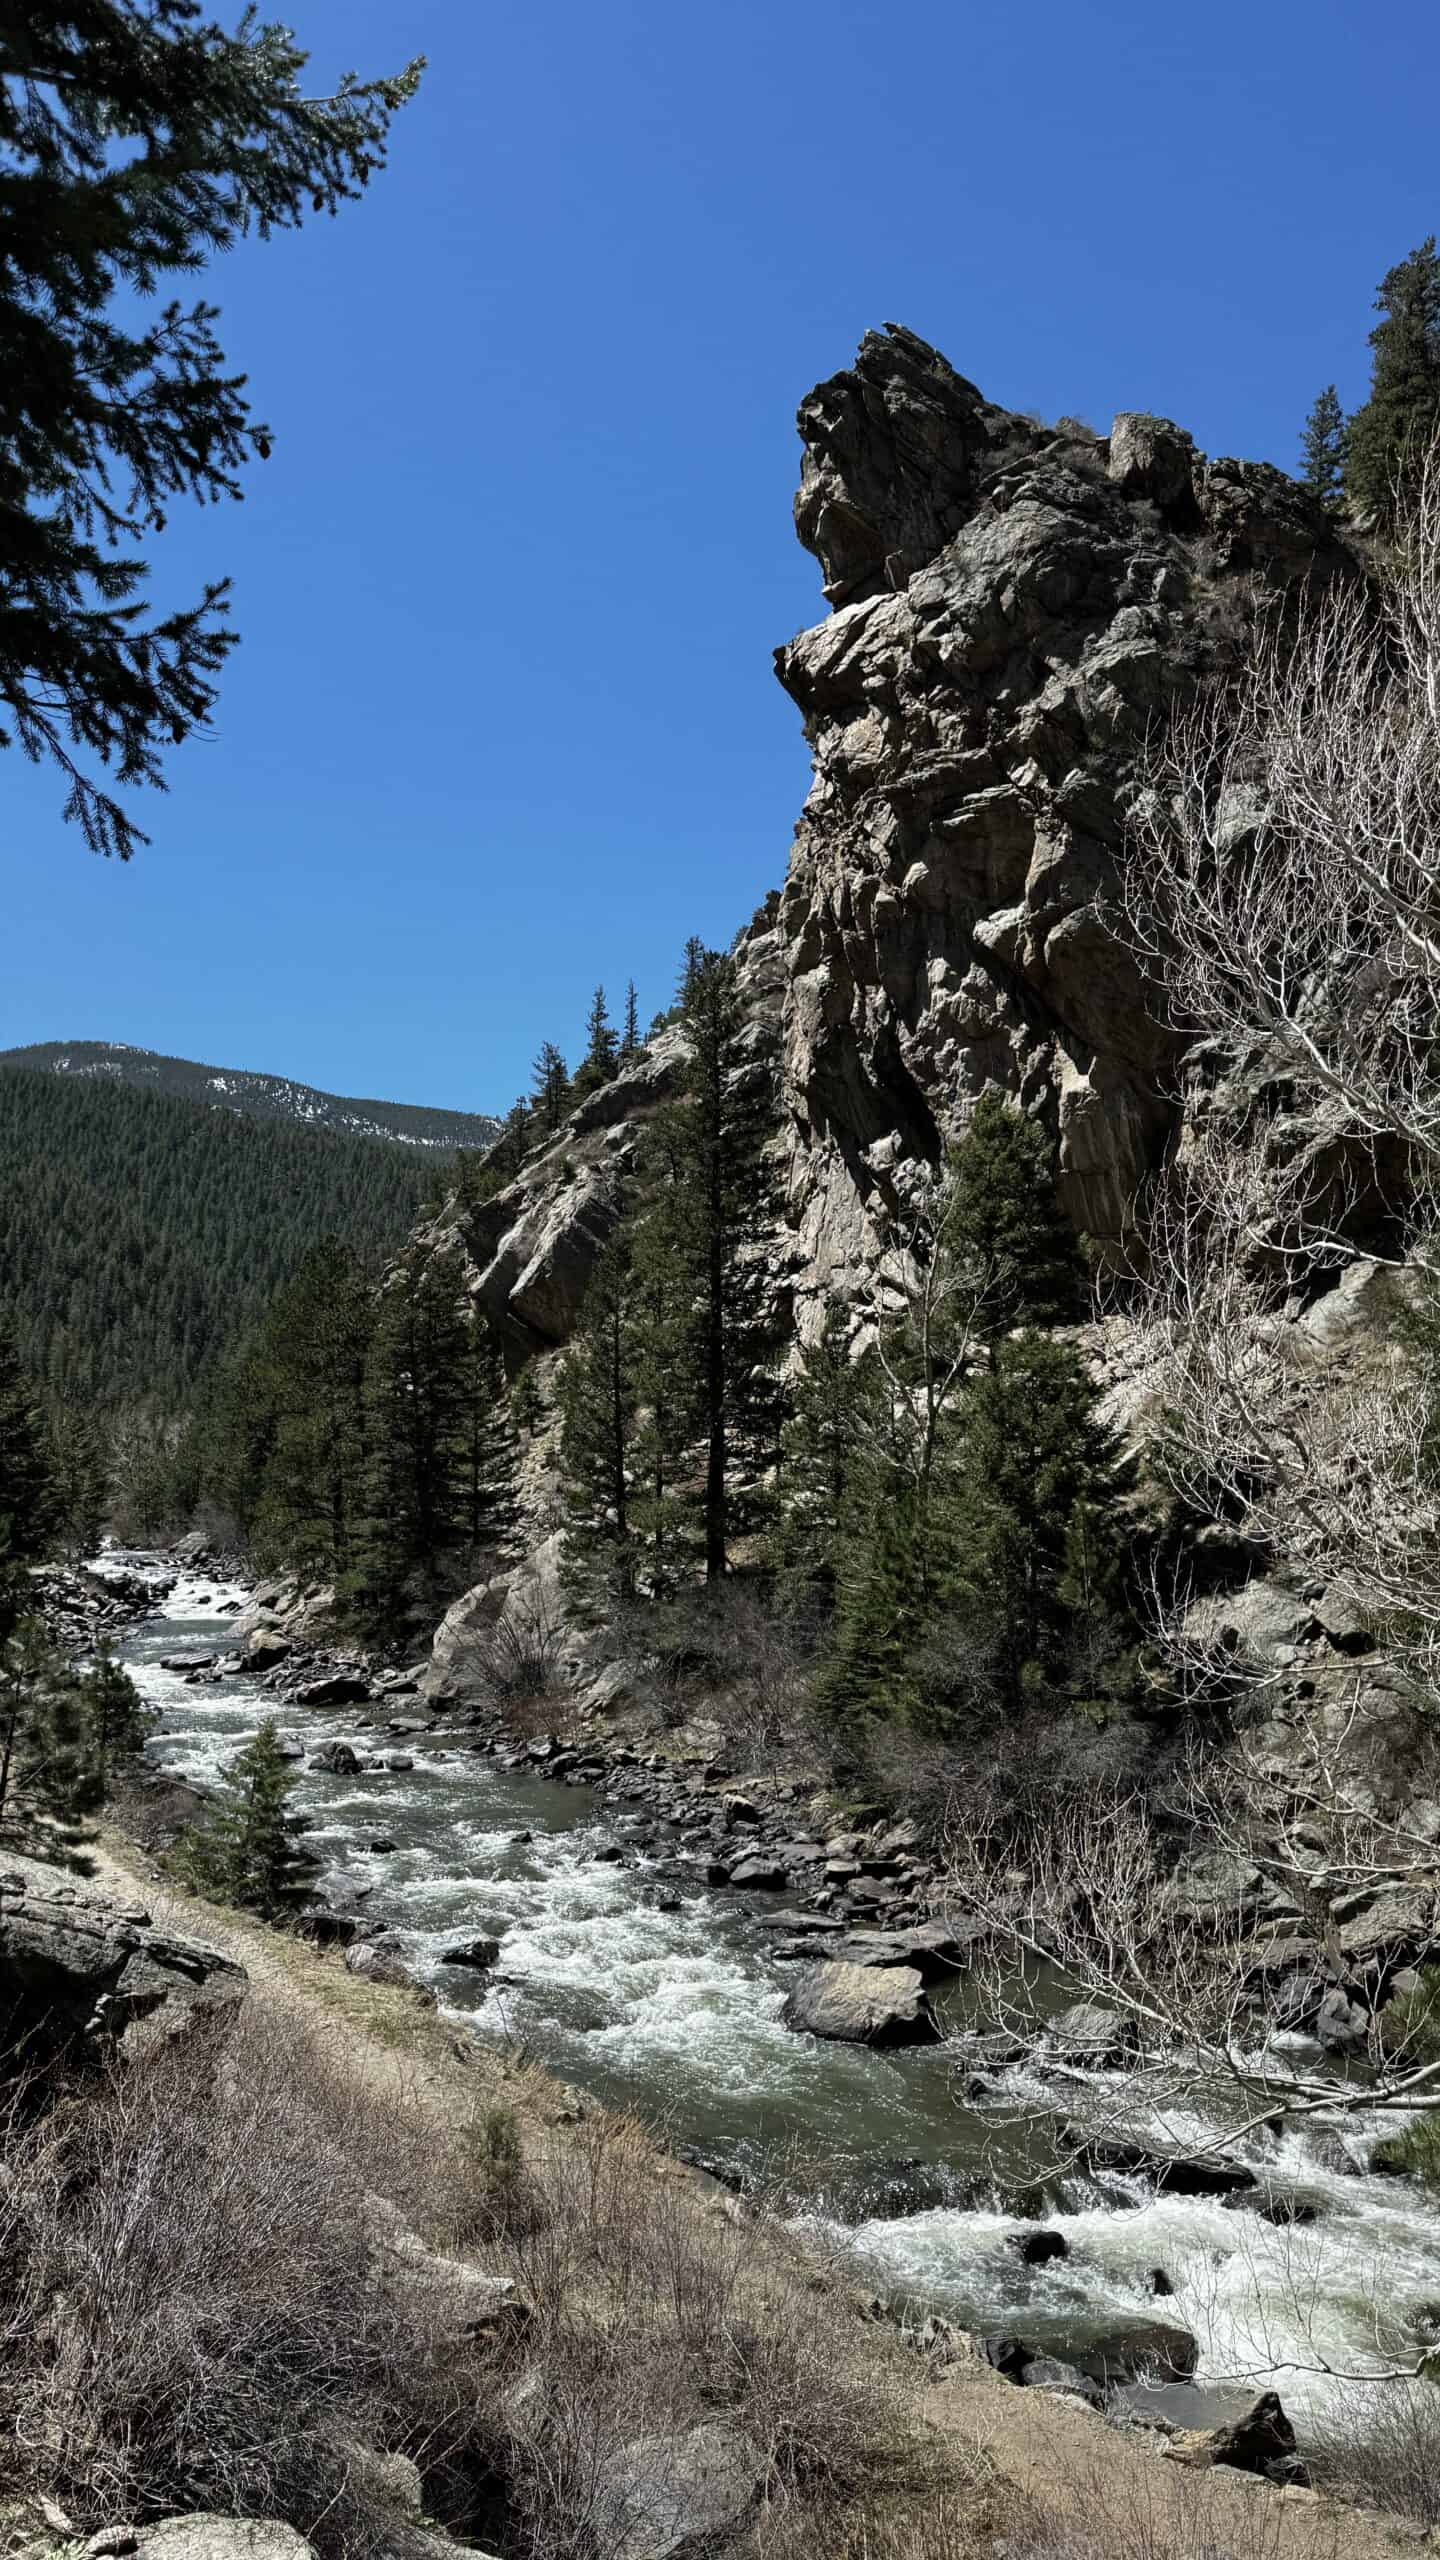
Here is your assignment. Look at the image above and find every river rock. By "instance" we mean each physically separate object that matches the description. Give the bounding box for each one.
[727,1858,788,1890]
[439,1935,501,1969]
[1048,2000,1135,2064]
[1010,2228,1068,2265]
[597,2421,764,2560]
[293,1671,370,1707]
[1019,2352,1102,2406]
[344,1939,423,1993]
[1165,2390,1298,2478]
[1062,2320,1199,2386]
[781,1959,939,2046]
[830,1921,965,1979]
[1066,2130,1255,2197]
[243,1625,291,1668]
[309,1739,362,1776]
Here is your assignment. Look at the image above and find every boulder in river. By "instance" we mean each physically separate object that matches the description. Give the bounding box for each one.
[780,1959,940,2047]
[294,1671,370,1707]
[1061,2318,1199,2386]
[727,1858,788,1890]
[1066,2129,1255,2197]
[439,1935,501,1970]
[309,1740,362,1776]
[1047,2000,1135,2064]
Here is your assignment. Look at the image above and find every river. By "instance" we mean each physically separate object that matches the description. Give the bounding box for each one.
[110,1554,1440,2440]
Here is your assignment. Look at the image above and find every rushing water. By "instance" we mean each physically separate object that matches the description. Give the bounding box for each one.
[110,1554,1440,2435]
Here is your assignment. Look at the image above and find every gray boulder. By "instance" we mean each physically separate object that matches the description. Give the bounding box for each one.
[308,1739,362,1776]
[1048,2000,1134,2064]
[0,1854,245,2061]
[598,2422,764,2560]
[242,1625,291,1668]
[129,2525,316,2560]
[780,1959,939,2046]
[439,1934,501,1970]
[293,1672,369,1707]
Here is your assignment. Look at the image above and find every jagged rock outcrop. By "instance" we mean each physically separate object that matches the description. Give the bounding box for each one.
[415,326,1352,1358]
[775,324,1353,1307]
[0,1855,246,2063]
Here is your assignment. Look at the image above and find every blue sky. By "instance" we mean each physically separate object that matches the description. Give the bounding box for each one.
[5,0,1437,1114]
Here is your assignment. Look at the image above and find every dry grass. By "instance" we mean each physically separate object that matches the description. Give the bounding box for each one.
[488,2110,937,2557]
[0,2003,500,2556]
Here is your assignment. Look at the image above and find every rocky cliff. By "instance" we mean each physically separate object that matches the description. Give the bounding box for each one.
[425,324,1353,1349]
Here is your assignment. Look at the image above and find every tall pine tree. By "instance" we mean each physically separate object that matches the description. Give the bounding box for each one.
[1346,238,1440,525]
[1300,385,1347,506]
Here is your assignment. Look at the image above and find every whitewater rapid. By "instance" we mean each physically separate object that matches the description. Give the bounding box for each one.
[113,1557,1440,2434]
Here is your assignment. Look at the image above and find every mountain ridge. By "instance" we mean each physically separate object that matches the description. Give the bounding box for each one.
[0,1039,500,1153]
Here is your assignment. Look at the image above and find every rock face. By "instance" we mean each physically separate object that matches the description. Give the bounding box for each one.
[0,1855,246,2062]
[775,324,1351,1303]
[410,326,1351,1370]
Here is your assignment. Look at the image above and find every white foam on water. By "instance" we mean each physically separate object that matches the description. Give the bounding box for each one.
[106,1550,1440,2426]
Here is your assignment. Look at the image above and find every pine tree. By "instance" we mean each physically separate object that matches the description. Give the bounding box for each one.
[770,1300,876,1605]
[1346,238,1440,526]
[45,1402,110,1557]
[254,1241,373,1579]
[511,1366,543,1441]
[939,1094,1085,1344]
[0,8,421,860]
[180,1719,315,1918]
[530,1043,571,1136]
[558,1233,641,1609]
[621,981,641,1059]
[948,1333,1133,1710]
[1300,386,1347,507]
[573,987,619,1096]
[0,1584,93,1831]
[78,1649,152,1804]
[637,945,782,1582]
[0,1328,57,1563]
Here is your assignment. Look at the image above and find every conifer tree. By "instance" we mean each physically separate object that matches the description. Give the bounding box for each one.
[771,1300,876,1605]
[0,6,421,860]
[1300,385,1347,507]
[621,981,641,1059]
[510,1366,543,1441]
[180,1719,315,1917]
[939,1094,1084,1344]
[45,1403,110,1557]
[558,1233,641,1607]
[530,1043,571,1136]
[254,1240,372,1579]
[1346,238,1440,525]
[949,1333,1133,1710]
[0,1328,57,1564]
[78,1649,152,1804]
[574,987,619,1095]
[636,945,781,1581]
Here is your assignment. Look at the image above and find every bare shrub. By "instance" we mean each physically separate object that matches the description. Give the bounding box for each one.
[608,1581,823,1771]
[1310,2373,1440,2523]
[0,2001,498,2554]
[468,1589,573,1722]
[492,2111,927,2554]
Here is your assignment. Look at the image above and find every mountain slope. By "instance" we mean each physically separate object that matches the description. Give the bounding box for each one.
[0,1067,452,1409]
[0,1040,500,1152]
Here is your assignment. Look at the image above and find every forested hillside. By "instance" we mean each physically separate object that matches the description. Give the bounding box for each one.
[0,1041,500,1151]
[0,1067,451,1410]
